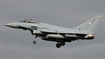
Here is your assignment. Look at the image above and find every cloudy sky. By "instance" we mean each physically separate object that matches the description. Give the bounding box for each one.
[0,0,105,59]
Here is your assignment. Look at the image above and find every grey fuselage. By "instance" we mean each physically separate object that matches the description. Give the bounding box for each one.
[5,20,94,42]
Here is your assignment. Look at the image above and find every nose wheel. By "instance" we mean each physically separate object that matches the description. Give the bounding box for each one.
[33,40,36,44]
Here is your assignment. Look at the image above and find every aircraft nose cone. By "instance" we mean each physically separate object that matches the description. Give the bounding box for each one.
[5,22,17,28]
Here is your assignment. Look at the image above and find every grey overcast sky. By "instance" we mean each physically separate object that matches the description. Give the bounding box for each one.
[0,0,105,59]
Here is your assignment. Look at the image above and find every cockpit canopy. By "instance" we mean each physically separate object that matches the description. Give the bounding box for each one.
[20,19,40,23]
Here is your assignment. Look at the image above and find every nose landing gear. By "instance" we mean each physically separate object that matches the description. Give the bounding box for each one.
[33,35,37,44]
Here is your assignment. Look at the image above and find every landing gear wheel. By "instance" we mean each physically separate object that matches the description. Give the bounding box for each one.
[56,44,61,48]
[56,43,61,48]
[33,41,36,44]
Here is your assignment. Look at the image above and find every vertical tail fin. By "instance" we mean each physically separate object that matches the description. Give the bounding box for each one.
[76,15,102,32]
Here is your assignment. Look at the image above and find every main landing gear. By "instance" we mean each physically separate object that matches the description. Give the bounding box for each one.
[56,41,65,48]
[33,35,37,44]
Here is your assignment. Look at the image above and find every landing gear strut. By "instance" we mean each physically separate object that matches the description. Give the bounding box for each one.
[56,41,65,48]
[33,35,37,44]
[61,41,65,46]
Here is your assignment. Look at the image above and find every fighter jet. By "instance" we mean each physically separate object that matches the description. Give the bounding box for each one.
[5,15,102,48]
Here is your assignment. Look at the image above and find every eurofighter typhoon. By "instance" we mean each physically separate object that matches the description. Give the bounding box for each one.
[5,15,102,48]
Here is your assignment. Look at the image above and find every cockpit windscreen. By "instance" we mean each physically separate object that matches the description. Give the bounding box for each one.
[20,19,40,23]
